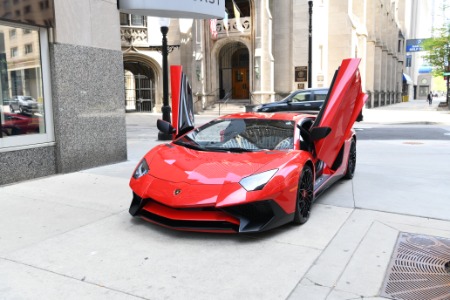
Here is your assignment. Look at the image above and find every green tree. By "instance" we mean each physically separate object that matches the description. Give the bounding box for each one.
[421,25,450,77]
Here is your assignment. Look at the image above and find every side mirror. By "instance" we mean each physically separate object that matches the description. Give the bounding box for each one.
[157,119,175,135]
[310,127,331,141]
[356,110,363,122]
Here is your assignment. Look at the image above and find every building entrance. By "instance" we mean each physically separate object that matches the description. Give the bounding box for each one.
[218,42,249,100]
[123,61,155,112]
[232,67,249,99]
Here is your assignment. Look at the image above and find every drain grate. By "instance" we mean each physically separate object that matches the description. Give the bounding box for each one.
[381,232,450,300]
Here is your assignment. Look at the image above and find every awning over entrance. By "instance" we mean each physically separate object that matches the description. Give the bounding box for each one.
[118,0,225,19]
[403,73,413,84]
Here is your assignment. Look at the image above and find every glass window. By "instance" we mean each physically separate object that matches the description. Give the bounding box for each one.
[120,14,146,27]
[24,5,32,14]
[130,15,145,26]
[39,1,47,10]
[224,0,251,18]
[120,13,129,26]
[292,92,310,102]
[9,29,16,38]
[314,91,328,101]
[24,43,33,54]
[10,47,18,57]
[1,23,52,147]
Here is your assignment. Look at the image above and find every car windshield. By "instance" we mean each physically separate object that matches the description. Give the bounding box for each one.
[21,96,33,101]
[174,118,295,152]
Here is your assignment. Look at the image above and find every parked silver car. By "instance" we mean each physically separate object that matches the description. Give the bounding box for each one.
[9,96,39,114]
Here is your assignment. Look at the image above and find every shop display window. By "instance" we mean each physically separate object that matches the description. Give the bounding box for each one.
[0,22,53,149]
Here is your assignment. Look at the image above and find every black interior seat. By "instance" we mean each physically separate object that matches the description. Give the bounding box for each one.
[298,118,314,151]
[299,118,324,179]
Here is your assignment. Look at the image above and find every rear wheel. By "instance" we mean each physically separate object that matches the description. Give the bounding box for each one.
[293,165,314,225]
[10,105,14,113]
[344,139,356,179]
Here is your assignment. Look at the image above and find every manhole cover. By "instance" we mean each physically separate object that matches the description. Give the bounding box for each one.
[381,232,450,300]
[403,142,424,145]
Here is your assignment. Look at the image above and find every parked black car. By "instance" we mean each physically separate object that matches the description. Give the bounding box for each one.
[254,88,329,112]
[254,87,363,121]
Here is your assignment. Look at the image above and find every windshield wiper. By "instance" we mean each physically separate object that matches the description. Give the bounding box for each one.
[174,140,204,151]
[204,146,257,153]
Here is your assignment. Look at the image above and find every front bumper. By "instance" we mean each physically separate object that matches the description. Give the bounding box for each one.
[129,193,293,233]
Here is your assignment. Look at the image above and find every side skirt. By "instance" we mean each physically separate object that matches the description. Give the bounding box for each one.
[313,173,344,200]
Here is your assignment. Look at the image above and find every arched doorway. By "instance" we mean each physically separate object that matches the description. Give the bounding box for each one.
[218,42,249,100]
[123,61,156,112]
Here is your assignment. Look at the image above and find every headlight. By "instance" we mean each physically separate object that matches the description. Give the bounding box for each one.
[239,169,278,191]
[133,158,149,179]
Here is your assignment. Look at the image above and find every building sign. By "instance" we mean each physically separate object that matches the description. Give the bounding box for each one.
[406,39,430,52]
[295,66,307,82]
[118,0,225,19]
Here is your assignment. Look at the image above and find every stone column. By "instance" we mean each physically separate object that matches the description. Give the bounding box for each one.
[272,0,292,95]
[253,0,274,104]
[366,41,376,108]
[374,45,383,107]
[328,0,353,80]
[51,0,127,173]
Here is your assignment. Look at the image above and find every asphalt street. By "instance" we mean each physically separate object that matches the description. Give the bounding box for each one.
[0,98,449,300]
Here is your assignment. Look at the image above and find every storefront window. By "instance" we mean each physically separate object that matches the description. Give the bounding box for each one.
[0,23,53,148]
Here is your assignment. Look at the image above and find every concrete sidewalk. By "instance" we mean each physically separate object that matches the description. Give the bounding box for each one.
[0,100,449,300]
[362,98,450,125]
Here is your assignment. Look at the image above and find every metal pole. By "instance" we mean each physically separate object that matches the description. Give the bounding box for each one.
[158,25,172,140]
[308,1,313,89]
[446,76,449,105]
[447,44,450,106]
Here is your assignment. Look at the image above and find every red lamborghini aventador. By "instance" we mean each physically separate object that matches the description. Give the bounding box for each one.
[129,58,367,233]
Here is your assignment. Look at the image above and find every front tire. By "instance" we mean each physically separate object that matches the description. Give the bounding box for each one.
[344,139,356,179]
[293,165,314,225]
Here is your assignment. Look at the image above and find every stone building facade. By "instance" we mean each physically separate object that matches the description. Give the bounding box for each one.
[403,0,436,100]
[0,0,414,185]
[121,0,408,114]
[0,0,127,185]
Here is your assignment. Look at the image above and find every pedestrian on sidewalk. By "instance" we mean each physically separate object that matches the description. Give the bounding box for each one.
[427,91,433,106]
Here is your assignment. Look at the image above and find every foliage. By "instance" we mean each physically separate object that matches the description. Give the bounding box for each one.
[421,25,450,77]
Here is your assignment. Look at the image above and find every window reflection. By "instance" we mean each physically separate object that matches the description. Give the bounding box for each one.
[0,23,45,138]
[0,0,54,28]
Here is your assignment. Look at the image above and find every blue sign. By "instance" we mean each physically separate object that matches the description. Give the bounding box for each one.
[406,39,429,52]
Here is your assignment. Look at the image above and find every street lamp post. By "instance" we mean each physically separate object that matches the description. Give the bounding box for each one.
[307,1,313,89]
[447,44,450,106]
[158,18,172,140]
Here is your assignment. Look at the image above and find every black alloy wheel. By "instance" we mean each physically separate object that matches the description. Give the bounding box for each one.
[293,165,314,225]
[10,105,14,113]
[344,139,356,179]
